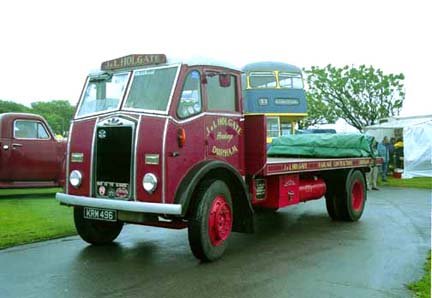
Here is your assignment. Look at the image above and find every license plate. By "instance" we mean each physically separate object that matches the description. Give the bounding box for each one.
[83,207,117,222]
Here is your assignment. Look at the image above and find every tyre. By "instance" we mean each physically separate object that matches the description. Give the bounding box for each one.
[74,207,123,245]
[343,170,367,221]
[324,174,346,220]
[325,187,341,220]
[325,170,366,221]
[188,180,233,262]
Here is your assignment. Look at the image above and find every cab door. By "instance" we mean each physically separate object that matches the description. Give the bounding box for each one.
[203,69,244,174]
[10,119,59,181]
[164,68,206,204]
[0,137,12,180]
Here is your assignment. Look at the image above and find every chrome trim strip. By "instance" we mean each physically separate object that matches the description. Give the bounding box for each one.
[93,116,136,200]
[130,112,242,124]
[65,122,74,194]
[98,113,138,124]
[89,117,99,196]
[134,115,142,201]
[74,76,90,119]
[56,193,182,215]
[162,118,169,203]
[73,111,140,123]
[71,112,242,125]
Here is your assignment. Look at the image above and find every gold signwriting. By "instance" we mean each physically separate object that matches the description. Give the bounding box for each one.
[207,117,241,158]
[212,145,239,157]
[101,54,167,70]
[319,161,332,168]
[268,158,373,174]
[333,160,354,167]
[282,162,309,171]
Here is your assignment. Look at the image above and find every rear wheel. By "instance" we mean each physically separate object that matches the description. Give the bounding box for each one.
[74,207,123,245]
[344,170,366,221]
[325,170,366,221]
[325,186,342,220]
[188,180,233,262]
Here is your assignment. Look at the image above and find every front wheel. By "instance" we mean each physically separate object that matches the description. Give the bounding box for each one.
[188,180,233,262]
[74,207,123,245]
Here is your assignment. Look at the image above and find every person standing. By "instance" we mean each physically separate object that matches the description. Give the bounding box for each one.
[394,138,404,169]
[377,136,390,182]
[388,137,396,173]
[367,139,379,190]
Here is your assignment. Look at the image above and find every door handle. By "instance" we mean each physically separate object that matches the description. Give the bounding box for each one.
[12,143,23,149]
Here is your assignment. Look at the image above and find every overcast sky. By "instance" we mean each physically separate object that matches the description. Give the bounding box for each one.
[1,0,430,116]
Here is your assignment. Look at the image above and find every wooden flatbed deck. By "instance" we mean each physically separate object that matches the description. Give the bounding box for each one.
[264,157,378,176]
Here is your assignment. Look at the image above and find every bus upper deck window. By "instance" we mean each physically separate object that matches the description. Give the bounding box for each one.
[249,72,277,88]
[279,72,304,89]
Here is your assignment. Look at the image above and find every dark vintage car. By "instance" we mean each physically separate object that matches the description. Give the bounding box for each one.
[0,113,66,188]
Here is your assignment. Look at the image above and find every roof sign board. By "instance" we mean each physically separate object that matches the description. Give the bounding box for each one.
[101,54,167,71]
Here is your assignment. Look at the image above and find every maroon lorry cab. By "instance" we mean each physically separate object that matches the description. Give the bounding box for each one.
[0,113,66,188]
[56,54,379,261]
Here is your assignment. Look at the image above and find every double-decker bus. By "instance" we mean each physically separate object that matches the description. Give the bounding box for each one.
[242,62,307,143]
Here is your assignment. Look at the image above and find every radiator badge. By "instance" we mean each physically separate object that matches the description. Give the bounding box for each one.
[98,129,107,139]
[98,185,106,196]
[116,187,129,198]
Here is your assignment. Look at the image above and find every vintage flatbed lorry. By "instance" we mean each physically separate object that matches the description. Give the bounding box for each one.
[56,54,380,261]
[0,113,66,188]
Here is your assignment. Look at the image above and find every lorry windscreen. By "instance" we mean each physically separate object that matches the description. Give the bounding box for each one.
[123,65,178,112]
[76,73,129,118]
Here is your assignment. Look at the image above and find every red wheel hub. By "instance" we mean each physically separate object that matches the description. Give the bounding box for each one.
[208,196,232,246]
[351,179,364,211]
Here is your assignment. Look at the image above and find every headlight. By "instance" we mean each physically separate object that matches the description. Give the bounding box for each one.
[69,170,82,188]
[143,173,157,194]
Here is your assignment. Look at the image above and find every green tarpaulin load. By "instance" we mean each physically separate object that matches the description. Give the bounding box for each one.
[267,134,375,158]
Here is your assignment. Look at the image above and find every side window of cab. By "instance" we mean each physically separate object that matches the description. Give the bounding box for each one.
[14,120,50,139]
[177,70,202,119]
[206,72,237,112]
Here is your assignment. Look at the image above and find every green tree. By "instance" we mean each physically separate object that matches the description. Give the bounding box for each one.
[31,100,75,135]
[304,65,405,132]
[301,92,338,128]
[0,100,30,114]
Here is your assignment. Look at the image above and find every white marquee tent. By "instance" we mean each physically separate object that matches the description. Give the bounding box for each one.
[365,115,432,178]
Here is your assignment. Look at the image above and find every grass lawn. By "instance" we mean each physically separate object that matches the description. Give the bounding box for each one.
[0,187,62,196]
[0,188,76,249]
[379,176,432,189]
[408,252,431,298]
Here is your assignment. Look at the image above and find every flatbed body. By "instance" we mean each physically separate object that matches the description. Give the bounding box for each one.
[243,114,381,178]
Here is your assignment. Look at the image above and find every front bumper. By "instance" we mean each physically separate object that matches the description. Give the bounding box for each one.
[56,193,182,215]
